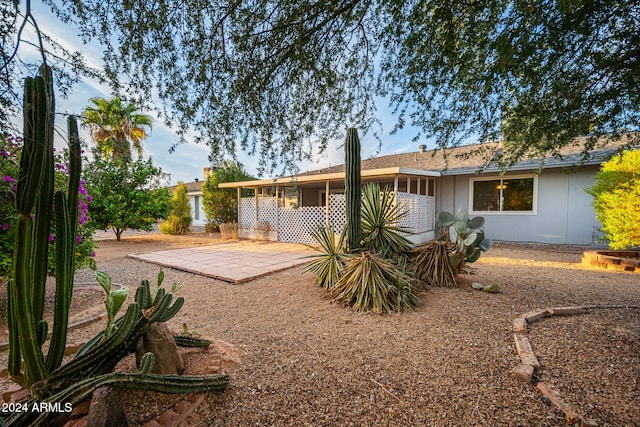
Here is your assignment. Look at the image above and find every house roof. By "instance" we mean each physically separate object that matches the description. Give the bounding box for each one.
[168,180,204,193]
[299,135,634,177]
[213,134,638,190]
[218,167,439,189]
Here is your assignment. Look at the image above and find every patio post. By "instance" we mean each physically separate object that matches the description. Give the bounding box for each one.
[276,184,280,239]
[237,187,240,228]
[254,186,259,230]
[417,176,421,195]
[325,180,330,227]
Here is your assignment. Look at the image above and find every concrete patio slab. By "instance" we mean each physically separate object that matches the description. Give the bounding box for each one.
[128,241,318,284]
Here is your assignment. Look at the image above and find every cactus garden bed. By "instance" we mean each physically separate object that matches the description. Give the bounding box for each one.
[1,235,639,426]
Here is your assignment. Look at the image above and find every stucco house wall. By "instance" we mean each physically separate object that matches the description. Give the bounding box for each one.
[437,166,601,245]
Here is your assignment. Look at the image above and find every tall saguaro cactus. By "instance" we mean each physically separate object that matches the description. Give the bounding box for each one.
[344,128,362,252]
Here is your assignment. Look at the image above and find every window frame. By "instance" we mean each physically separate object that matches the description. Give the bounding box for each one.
[468,174,538,215]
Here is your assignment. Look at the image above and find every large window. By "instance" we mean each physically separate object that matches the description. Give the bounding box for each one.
[470,176,536,213]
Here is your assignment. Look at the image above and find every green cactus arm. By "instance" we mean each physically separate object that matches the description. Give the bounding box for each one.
[10,217,46,384]
[139,352,155,375]
[45,191,72,372]
[6,279,21,376]
[30,66,55,323]
[155,297,184,323]
[173,335,211,348]
[16,77,46,216]
[135,279,152,308]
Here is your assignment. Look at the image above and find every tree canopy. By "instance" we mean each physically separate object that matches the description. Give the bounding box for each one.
[84,154,171,241]
[202,161,254,227]
[2,1,639,171]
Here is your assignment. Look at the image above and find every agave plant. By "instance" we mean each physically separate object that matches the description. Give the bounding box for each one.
[361,182,414,259]
[304,226,347,289]
[329,251,420,313]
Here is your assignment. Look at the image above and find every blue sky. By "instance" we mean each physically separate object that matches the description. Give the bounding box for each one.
[15,4,435,185]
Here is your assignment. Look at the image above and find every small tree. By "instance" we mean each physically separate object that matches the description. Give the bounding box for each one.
[85,154,171,240]
[587,149,640,249]
[160,182,192,235]
[202,161,254,229]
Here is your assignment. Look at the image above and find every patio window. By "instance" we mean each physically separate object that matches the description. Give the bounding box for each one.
[470,176,536,213]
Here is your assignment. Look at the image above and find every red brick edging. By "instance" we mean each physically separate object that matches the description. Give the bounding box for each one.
[512,304,639,426]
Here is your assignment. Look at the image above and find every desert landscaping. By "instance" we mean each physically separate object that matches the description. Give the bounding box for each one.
[2,234,637,426]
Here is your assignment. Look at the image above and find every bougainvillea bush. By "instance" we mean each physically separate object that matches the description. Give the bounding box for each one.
[0,134,96,278]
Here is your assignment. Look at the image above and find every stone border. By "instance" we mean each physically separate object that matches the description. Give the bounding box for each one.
[582,250,640,272]
[511,304,639,426]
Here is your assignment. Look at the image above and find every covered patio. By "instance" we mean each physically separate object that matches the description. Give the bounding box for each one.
[219,167,440,245]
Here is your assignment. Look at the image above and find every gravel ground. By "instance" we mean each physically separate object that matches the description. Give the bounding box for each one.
[1,234,639,426]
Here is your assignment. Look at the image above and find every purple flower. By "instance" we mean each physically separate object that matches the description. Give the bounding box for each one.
[49,233,55,242]
[76,235,82,244]
[0,150,9,158]
[1,223,9,231]
[2,175,15,184]
[90,251,96,258]
[86,195,92,203]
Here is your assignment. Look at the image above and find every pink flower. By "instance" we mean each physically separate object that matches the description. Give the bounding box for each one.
[49,234,55,242]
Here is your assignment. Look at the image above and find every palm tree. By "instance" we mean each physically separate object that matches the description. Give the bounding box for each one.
[82,97,152,162]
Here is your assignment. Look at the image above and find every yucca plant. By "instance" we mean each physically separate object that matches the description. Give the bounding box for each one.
[304,226,348,289]
[361,182,414,259]
[409,240,457,287]
[329,251,420,313]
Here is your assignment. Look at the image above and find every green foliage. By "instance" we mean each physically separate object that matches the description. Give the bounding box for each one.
[201,161,254,227]
[5,1,638,172]
[436,208,492,274]
[0,134,96,279]
[329,252,420,314]
[82,96,152,162]
[344,128,362,252]
[84,153,171,240]
[160,182,192,235]
[304,226,347,289]
[95,271,128,338]
[587,149,640,249]
[308,185,420,312]
[361,182,413,259]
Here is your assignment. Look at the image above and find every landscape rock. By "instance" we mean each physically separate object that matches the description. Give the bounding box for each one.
[136,322,184,375]
[86,386,129,427]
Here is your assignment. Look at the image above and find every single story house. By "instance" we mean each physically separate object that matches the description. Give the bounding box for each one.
[219,136,634,246]
[168,167,212,229]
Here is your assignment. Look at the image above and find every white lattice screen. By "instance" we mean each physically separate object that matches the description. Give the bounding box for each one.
[239,190,434,243]
[278,206,326,244]
[258,196,278,230]
[329,193,346,233]
[239,198,255,229]
[396,192,435,234]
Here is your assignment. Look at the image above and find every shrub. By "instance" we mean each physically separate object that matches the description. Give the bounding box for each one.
[587,148,640,249]
[160,182,192,235]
